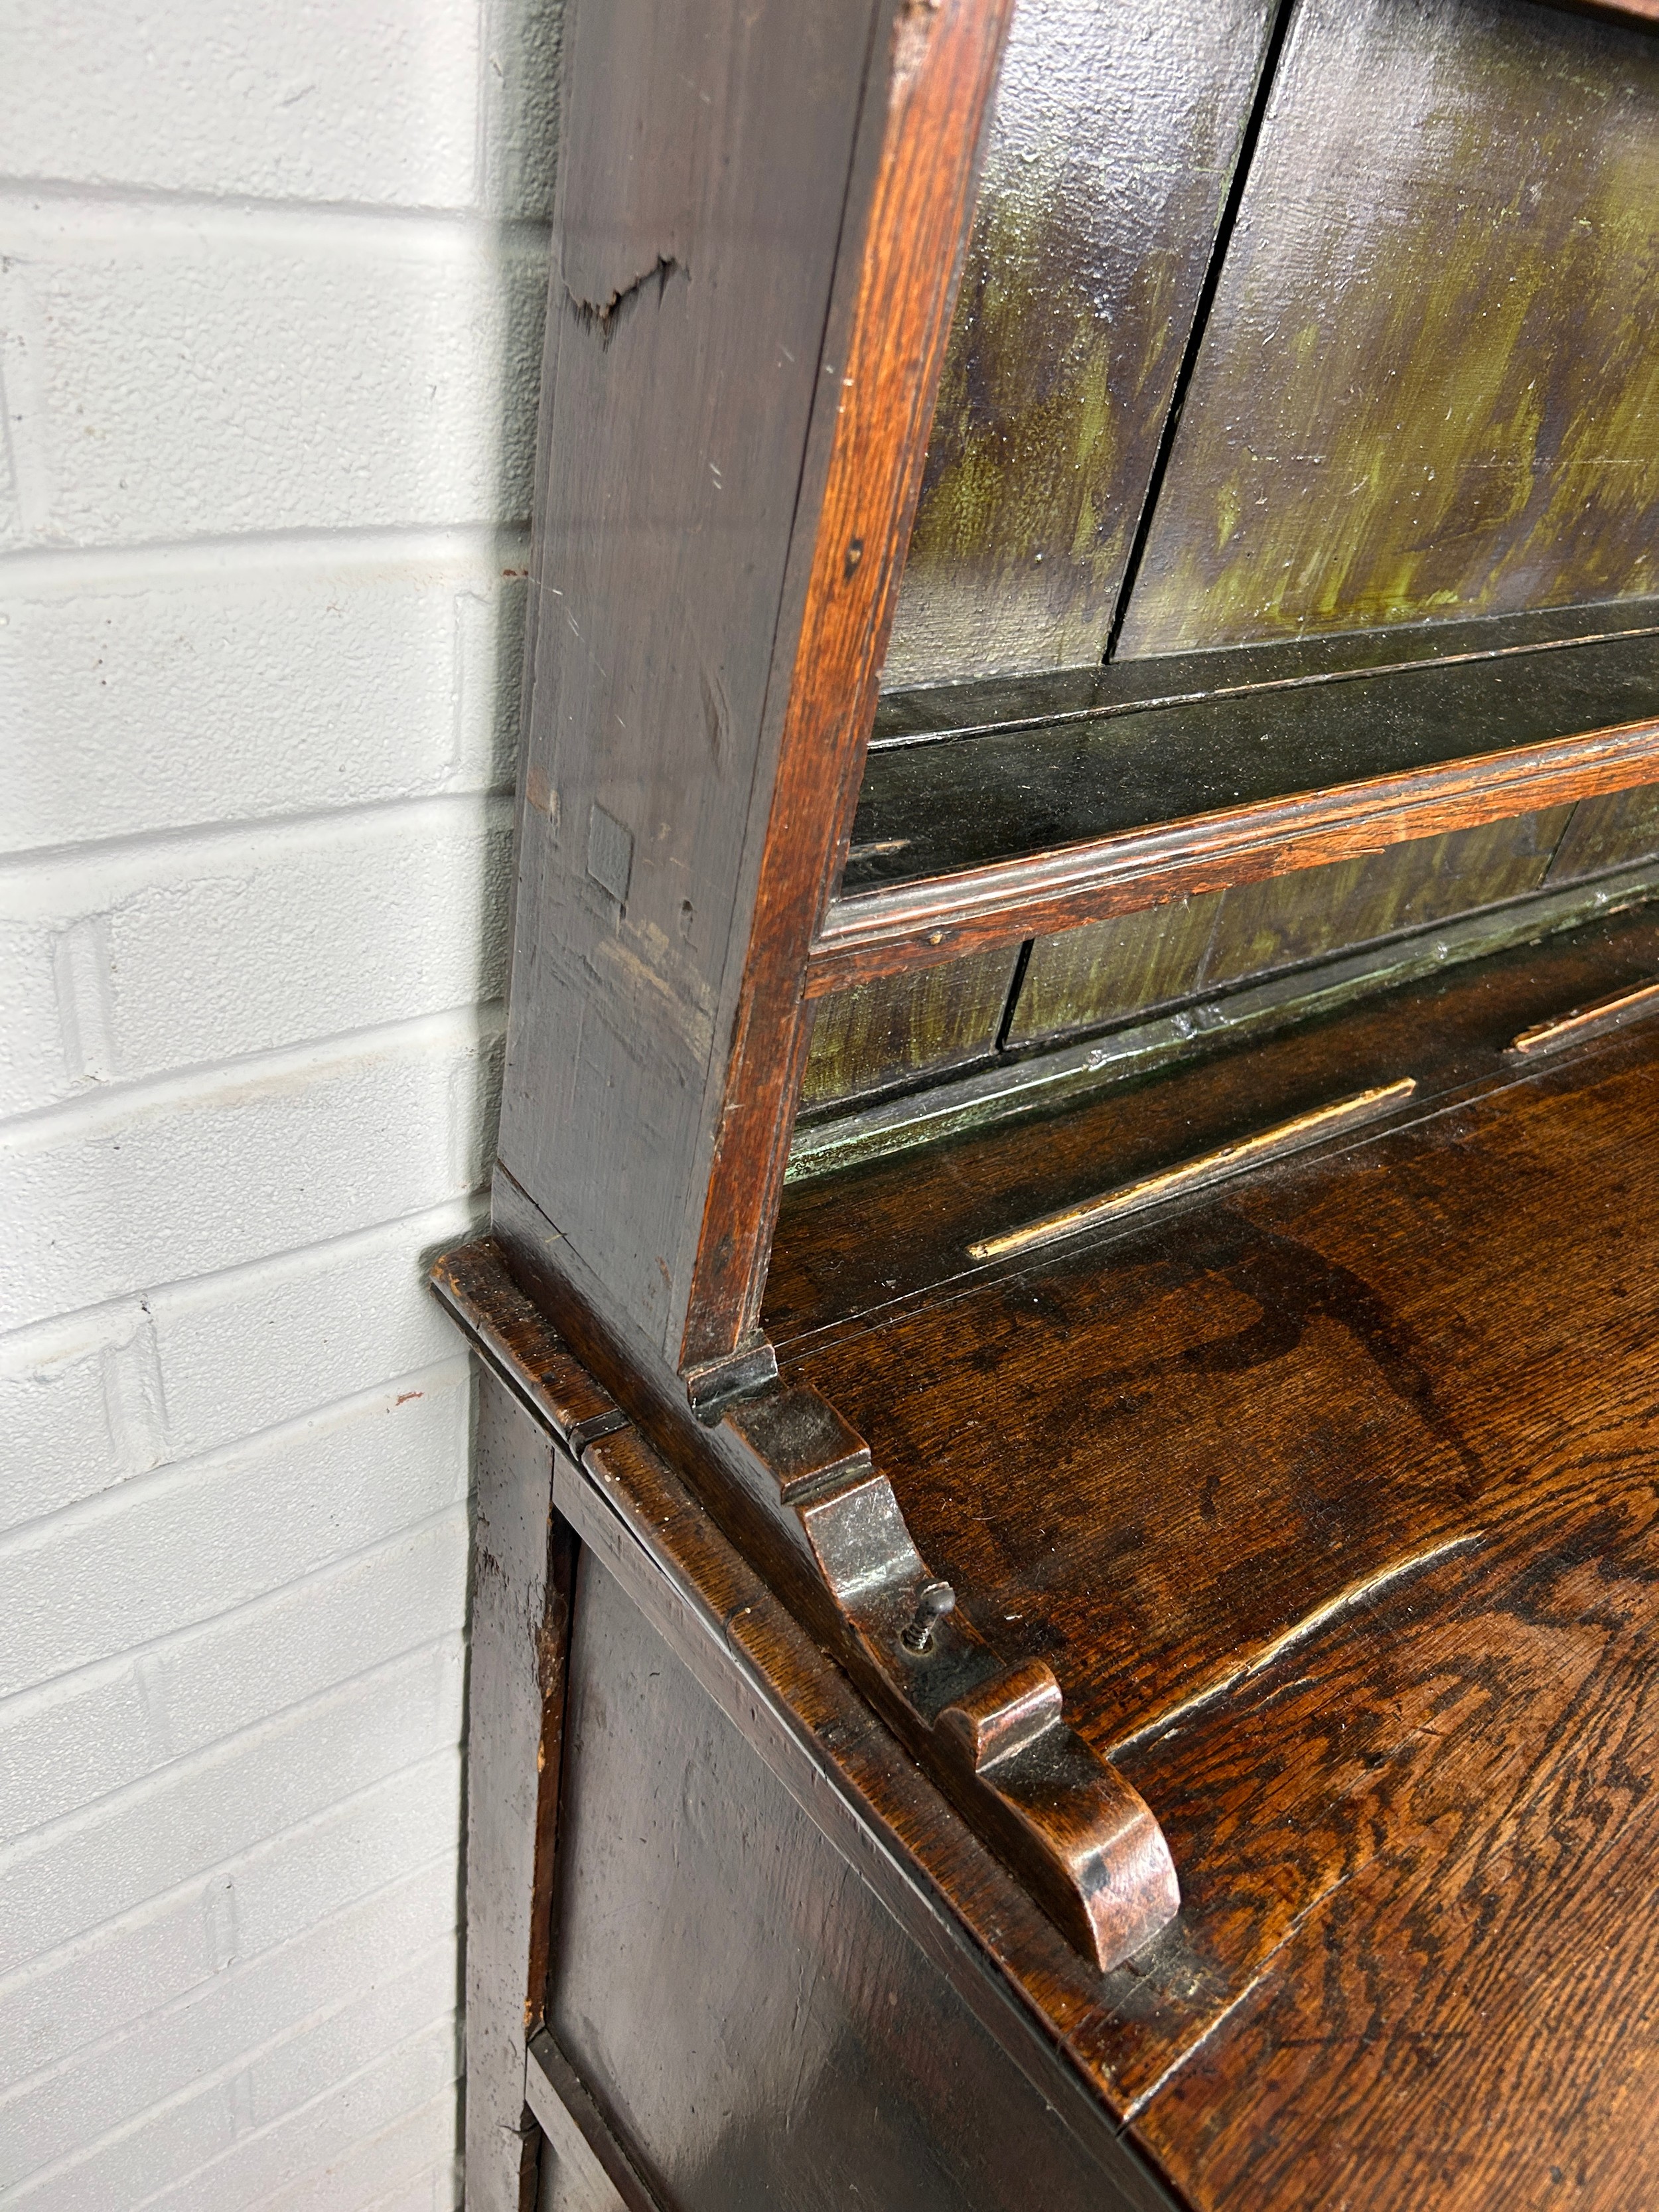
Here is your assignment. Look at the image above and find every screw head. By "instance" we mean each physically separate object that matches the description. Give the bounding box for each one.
[900,1578,956,1654]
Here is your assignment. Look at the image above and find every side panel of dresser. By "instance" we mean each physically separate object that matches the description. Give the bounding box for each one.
[443,1266,1183,2212]
[497,0,1013,1394]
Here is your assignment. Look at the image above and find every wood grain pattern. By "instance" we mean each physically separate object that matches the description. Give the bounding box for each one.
[792,853,1659,1183]
[683,0,1017,1370]
[431,1238,626,1452]
[1117,0,1659,656]
[496,0,888,1367]
[1550,778,1659,881]
[800,943,1021,1110]
[1007,808,1573,1047]
[966,1078,1417,1259]
[854,611,1659,902]
[550,1479,1173,2210]
[772,897,1659,1343]
[881,0,1277,684]
[810,713,1659,990]
[768,915,1659,2204]
[465,1370,571,2212]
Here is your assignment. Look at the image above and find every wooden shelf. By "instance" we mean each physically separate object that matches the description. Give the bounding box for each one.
[766,903,1659,2206]
[810,605,1659,992]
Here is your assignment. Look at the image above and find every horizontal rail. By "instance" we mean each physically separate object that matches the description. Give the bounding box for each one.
[807,716,1659,995]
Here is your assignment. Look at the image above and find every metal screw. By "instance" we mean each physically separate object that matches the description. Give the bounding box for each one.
[900,1579,956,1655]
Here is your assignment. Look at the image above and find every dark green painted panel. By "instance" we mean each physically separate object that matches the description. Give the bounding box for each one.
[1118,0,1659,658]
[881,0,1277,688]
[801,946,1022,1110]
[1007,809,1573,1045]
[1549,780,1659,880]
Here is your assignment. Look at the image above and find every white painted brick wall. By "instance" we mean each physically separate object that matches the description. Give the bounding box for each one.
[1,1,556,2199]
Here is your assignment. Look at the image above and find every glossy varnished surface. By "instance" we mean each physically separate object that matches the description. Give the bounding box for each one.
[881,0,1275,684]
[800,941,1019,1110]
[759,907,1659,2203]
[794,782,1659,1134]
[774,899,1659,1332]
[1005,805,1572,1045]
[844,619,1659,895]
[1118,0,1659,655]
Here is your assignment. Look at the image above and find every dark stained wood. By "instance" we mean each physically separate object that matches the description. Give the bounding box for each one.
[810,711,1659,990]
[464,1369,573,2212]
[480,934,1659,2209]
[792,852,1659,1182]
[478,1187,1178,1972]
[800,943,1021,1110]
[1116,0,1659,656]
[683,0,1017,1372]
[526,2033,657,2212]
[1550,778,1659,881]
[874,595,1659,751]
[1007,808,1572,1047]
[770,899,1659,1341]
[881,0,1277,685]
[496,0,946,1382]
[551,1556,1170,2210]
[762,922,1659,2204]
[853,613,1659,905]
[457,0,1659,2197]
[548,1438,1179,2210]
[1005,891,1222,1048]
[1200,810,1570,988]
[431,1238,626,1452]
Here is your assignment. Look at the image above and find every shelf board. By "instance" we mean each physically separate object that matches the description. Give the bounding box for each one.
[811,605,1659,992]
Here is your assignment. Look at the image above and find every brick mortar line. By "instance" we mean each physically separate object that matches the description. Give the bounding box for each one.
[126,2023,463,2212]
[0,179,551,250]
[7,1946,462,2206]
[0,1359,472,1572]
[0,1495,471,1735]
[0,520,532,589]
[0,1631,467,1885]
[0,1852,460,2116]
[0,999,505,1149]
[0,1747,463,2006]
[0,1194,485,1362]
[0,789,515,896]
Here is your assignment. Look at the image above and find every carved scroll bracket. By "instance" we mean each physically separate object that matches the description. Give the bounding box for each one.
[713,1382,1180,1973]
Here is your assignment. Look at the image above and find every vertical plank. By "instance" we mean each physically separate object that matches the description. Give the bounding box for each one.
[1004,891,1224,1047]
[498,0,888,1368]
[498,0,1015,1388]
[882,0,1278,686]
[1005,811,1571,1047]
[468,1366,574,2212]
[682,0,1016,1369]
[800,944,1021,1109]
[1118,0,1659,657]
[1549,779,1659,881]
[1197,810,1572,989]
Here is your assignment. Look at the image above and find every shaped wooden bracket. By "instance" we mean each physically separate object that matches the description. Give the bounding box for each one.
[437,1231,1179,1972]
[713,1380,1180,1972]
